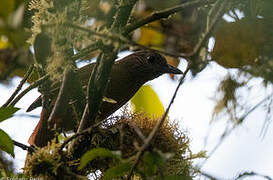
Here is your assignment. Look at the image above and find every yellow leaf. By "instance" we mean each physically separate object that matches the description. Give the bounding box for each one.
[138,21,164,47]
[0,36,9,49]
[103,96,117,104]
[130,85,164,118]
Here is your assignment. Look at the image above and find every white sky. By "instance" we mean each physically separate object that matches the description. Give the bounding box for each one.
[0,52,273,179]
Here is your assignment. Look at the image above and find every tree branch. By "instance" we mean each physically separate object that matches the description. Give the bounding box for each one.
[127,65,191,179]
[84,49,117,130]
[111,0,138,32]
[200,93,273,168]
[12,140,35,153]
[77,0,138,132]
[71,41,103,61]
[9,75,49,107]
[47,68,75,129]
[59,115,109,153]
[122,0,216,35]
[235,171,272,180]
[184,0,230,57]
[65,23,183,58]
[2,65,34,108]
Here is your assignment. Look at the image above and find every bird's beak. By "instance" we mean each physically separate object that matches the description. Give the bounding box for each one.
[163,64,183,74]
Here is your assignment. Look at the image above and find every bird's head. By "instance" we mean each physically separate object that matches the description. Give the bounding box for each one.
[125,51,183,82]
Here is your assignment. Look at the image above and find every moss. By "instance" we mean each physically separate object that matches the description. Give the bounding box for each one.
[24,142,63,179]
[72,111,196,178]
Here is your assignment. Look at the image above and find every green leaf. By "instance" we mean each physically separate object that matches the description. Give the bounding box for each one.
[131,85,164,118]
[78,148,121,169]
[142,151,165,176]
[143,151,157,175]
[0,107,20,123]
[0,129,14,157]
[102,162,132,180]
[102,96,117,104]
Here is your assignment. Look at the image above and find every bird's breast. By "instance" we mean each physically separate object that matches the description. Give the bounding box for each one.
[97,71,144,119]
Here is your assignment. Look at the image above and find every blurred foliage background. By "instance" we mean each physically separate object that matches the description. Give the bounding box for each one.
[1,0,272,83]
[0,0,273,179]
[1,0,272,123]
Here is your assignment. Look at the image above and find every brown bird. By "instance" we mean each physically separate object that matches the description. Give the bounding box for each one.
[27,51,182,147]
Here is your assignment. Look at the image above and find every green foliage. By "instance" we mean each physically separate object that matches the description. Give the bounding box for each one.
[24,142,65,179]
[0,151,15,177]
[0,107,19,122]
[0,107,19,157]
[73,112,194,178]
[0,129,14,157]
[102,162,132,180]
[79,148,121,170]
[2,0,273,179]
[142,151,164,176]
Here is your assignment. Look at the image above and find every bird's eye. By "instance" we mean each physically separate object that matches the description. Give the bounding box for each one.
[147,55,156,64]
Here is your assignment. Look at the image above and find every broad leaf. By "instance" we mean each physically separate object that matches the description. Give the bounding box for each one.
[0,107,19,123]
[142,151,158,176]
[138,20,164,47]
[79,148,121,169]
[142,151,165,176]
[102,162,132,180]
[0,129,14,157]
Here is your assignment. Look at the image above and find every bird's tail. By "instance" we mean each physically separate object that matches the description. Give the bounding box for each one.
[28,108,54,147]
[26,96,42,112]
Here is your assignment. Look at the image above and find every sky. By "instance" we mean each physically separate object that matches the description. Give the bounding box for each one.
[0,52,273,180]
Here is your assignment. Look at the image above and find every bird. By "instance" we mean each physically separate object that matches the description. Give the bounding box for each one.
[27,51,183,147]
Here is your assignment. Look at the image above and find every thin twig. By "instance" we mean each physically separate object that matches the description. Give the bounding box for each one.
[199,125,233,168]
[94,1,229,176]
[127,65,191,179]
[59,115,108,153]
[66,23,183,58]
[119,123,125,154]
[131,122,146,143]
[64,23,127,44]
[71,41,103,61]
[206,0,222,32]
[111,0,138,31]
[122,0,216,35]
[197,169,219,180]
[235,171,272,180]
[238,93,273,124]
[76,103,89,133]
[2,65,34,108]
[12,140,36,153]
[64,169,88,180]
[65,103,89,153]
[127,39,182,58]
[184,0,229,57]
[47,68,73,128]
[201,93,273,167]
[9,75,49,107]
